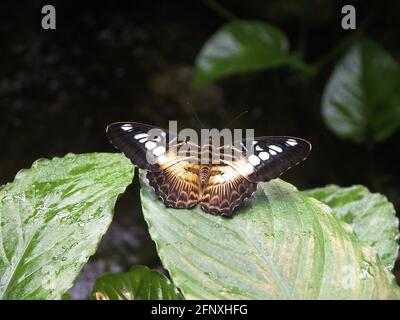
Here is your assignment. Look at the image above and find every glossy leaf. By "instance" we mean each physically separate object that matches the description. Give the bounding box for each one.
[140,174,400,299]
[322,38,400,142]
[304,185,399,270]
[92,265,183,300]
[192,20,293,89]
[0,153,134,299]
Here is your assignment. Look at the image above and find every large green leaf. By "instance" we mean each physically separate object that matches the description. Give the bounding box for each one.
[140,174,400,299]
[322,38,400,142]
[192,20,294,89]
[92,265,183,300]
[0,153,133,299]
[304,185,399,270]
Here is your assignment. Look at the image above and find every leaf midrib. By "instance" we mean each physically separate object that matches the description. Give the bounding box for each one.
[0,224,40,299]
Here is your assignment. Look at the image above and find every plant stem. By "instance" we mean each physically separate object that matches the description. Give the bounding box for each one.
[288,54,317,78]
[313,31,362,71]
[202,0,237,21]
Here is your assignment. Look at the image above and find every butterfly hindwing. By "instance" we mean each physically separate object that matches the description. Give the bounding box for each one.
[200,165,257,215]
[147,162,201,209]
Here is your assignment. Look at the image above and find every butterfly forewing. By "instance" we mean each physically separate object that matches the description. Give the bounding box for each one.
[238,136,311,183]
[106,122,166,171]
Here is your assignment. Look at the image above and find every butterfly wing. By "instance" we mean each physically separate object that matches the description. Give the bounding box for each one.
[107,123,311,214]
[200,136,311,215]
[147,162,201,209]
[106,122,168,171]
[107,122,202,208]
[200,165,257,215]
[225,136,312,183]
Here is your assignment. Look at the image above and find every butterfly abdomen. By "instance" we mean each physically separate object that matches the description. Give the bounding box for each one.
[199,165,211,186]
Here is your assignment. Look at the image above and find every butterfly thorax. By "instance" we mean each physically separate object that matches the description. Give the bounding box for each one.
[199,139,218,186]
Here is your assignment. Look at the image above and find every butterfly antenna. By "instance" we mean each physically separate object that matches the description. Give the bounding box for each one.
[224,110,248,128]
[187,103,206,129]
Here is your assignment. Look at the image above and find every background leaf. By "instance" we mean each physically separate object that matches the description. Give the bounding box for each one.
[304,185,399,270]
[0,153,133,299]
[92,265,183,300]
[322,38,400,142]
[192,20,294,89]
[140,174,400,299]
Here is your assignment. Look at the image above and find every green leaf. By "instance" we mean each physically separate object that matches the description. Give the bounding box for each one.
[192,20,294,89]
[140,174,400,299]
[304,185,399,270]
[0,153,134,299]
[322,38,400,142]
[61,293,71,300]
[92,265,183,300]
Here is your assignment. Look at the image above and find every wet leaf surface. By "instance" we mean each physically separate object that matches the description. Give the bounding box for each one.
[141,174,400,299]
[0,153,133,299]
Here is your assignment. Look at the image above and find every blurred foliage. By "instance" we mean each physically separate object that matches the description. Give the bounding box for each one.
[92,265,183,300]
[192,20,297,89]
[305,184,400,270]
[322,38,400,143]
[192,19,400,143]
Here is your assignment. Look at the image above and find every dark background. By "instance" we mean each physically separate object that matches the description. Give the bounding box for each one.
[1,0,399,299]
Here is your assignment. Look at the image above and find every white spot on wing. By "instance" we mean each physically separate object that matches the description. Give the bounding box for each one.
[286,139,297,146]
[255,145,263,151]
[153,146,166,156]
[121,124,132,131]
[259,152,270,160]
[145,141,157,150]
[139,137,148,143]
[269,145,282,153]
[248,154,261,166]
[134,133,148,140]
[269,150,277,156]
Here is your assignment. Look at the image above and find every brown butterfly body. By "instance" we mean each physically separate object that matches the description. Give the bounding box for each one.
[106,122,311,215]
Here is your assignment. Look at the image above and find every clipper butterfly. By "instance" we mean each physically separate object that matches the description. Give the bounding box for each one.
[106,122,311,215]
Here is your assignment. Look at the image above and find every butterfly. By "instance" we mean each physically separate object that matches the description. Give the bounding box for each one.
[106,122,311,216]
